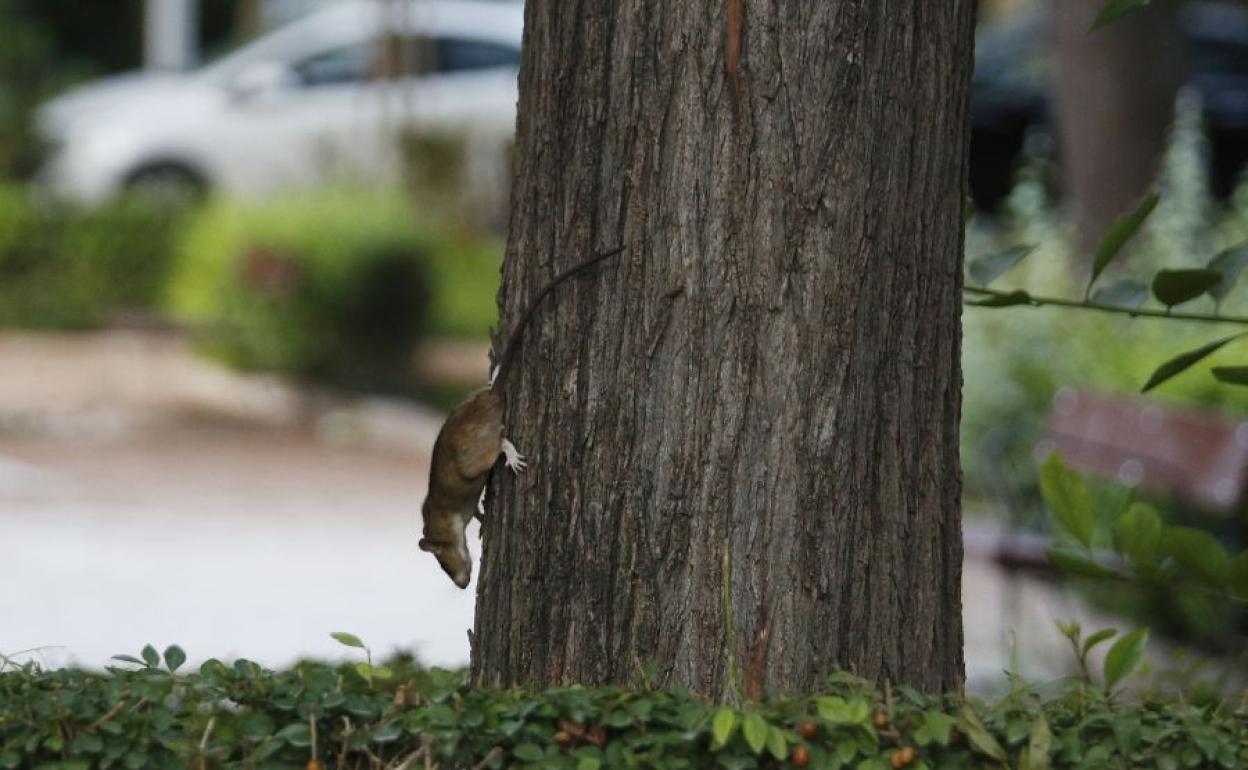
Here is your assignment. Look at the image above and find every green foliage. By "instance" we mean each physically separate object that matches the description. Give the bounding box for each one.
[0,185,186,328]
[1141,335,1244,393]
[0,7,63,179]
[1205,245,1248,306]
[1151,269,1225,309]
[1090,280,1148,310]
[1039,454,1248,657]
[967,245,1035,288]
[166,189,502,393]
[1088,192,1158,298]
[959,107,1248,514]
[1092,0,1155,31]
[2,650,1246,770]
[1038,454,1096,549]
[1040,453,1247,604]
[1057,624,1150,693]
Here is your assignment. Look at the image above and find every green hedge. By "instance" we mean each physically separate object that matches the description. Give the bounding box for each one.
[2,647,1244,770]
[0,186,185,329]
[165,190,501,393]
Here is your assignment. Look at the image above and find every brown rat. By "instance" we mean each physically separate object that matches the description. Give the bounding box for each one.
[418,246,624,588]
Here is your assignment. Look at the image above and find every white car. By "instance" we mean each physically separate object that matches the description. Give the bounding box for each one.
[36,0,523,204]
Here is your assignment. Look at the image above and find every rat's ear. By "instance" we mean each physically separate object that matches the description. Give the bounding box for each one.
[418,538,435,552]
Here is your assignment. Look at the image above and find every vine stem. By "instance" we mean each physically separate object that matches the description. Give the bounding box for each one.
[963,286,1248,326]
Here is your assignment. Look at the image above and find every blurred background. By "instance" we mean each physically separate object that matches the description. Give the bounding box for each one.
[1,0,1246,695]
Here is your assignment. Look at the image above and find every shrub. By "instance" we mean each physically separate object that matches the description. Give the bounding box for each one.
[0,186,185,328]
[0,8,62,180]
[166,190,501,393]
[1,645,1245,770]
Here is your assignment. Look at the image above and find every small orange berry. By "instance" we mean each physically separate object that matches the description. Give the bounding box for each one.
[791,745,810,767]
[554,730,573,745]
[889,746,916,768]
[900,746,916,764]
[797,720,818,740]
[307,761,324,770]
[873,712,889,728]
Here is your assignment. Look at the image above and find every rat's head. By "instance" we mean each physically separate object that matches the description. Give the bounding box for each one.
[418,535,472,588]
[419,503,472,588]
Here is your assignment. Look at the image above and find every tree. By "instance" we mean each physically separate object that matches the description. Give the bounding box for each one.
[471,0,975,695]
[1052,0,1184,255]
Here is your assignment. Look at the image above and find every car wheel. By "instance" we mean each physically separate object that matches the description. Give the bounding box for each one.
[123,163,207,204]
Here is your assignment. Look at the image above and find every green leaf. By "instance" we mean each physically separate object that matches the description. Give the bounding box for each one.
[846,699,871,725]
[577,757,602,770]
[924,710,957,746]
[1163,526,1232,586]
[958,704,1008,763]
[140,645,160,667]
[835,741,860,765]
[766,726,788,761]
[162,645,186,672]
[1230,552,1248,599]
[512,743,543,762]
[370,722,402,743]
[1088,192,1158,292]
[1048,545,1117,579]
[1152,269,1223,308]
[1113,503,1162,569]
[1142,335,1242,392]
[240,713,276,740]
[1081,628,1118,658]
[742,713,769,755]
[110,655,145,666]
[0,752,18,770]
[968,244,1035,287]
[1103,628,1149,689]
[1019,715,1052,770]
[816,696,851,723]
[711,707,738,748]
[1211,366,1248,386]
[1056,621,1081,642]
[1092,0,1153,30]
[1206,243,1248,302]
[330,632,366,649]
[1038,453,1096,548]
[1090,280,1149,310]
[968,289,1031,307]
[274,723,311,747]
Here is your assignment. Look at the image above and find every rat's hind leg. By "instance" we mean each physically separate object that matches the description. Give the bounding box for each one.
[501,439,527,473]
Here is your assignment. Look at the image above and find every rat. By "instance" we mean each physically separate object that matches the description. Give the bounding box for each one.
[418,245,625,588]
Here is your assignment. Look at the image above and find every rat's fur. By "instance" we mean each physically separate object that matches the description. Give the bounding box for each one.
[416,245,622,588]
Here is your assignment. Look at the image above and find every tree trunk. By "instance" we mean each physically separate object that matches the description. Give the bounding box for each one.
[472,0,974,695]
[1052,0,1184,255]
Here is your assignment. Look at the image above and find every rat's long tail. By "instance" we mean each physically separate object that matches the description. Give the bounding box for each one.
[492,245,625,387]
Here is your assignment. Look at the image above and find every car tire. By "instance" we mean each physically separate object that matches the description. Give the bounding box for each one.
[123,162,208,204]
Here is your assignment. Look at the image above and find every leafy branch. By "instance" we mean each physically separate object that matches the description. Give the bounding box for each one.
[1039,453,1248,607]
[963,285,1248,326]
[964,190,1248,391]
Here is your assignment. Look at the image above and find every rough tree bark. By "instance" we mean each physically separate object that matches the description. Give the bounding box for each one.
[1052,0,1184,254]
[471,0,974,694]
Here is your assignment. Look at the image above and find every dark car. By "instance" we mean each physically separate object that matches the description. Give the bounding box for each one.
[970,1,1248,212]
